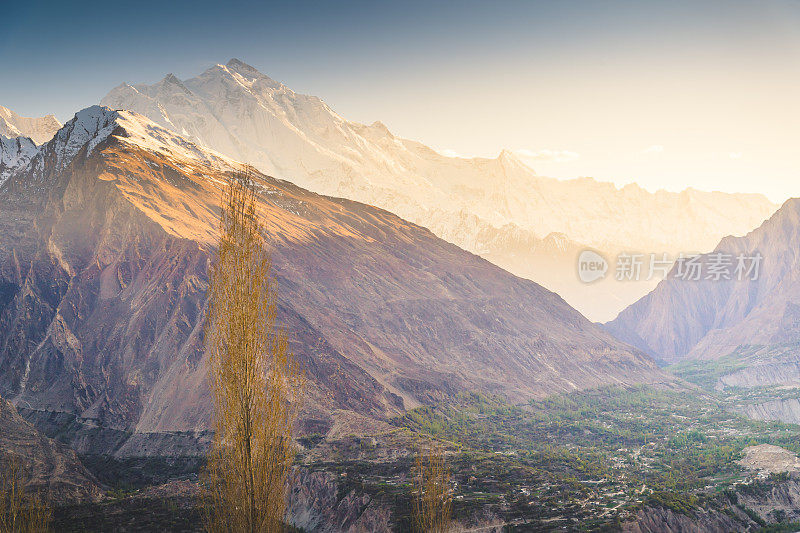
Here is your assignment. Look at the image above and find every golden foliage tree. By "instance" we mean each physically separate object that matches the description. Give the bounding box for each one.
[412,442,452,533]
[202,168,303,533]
[0,454,51,533]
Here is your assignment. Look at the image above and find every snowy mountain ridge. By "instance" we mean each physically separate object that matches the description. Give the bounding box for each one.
[0,105,237,189]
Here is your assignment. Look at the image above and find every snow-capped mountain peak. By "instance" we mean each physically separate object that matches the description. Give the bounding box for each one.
[110,108,236,169]
[226,57,259,73]
[222,58,285,90]
[154,73,193,95]
[51,105,121,167]
[1,105,236,188]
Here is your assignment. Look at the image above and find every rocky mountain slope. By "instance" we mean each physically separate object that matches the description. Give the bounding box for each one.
[100,59,777,321]
[0,395,99,502]
[0,105,61,145]
[0,106,669,458]
[0,134,38,185]
[607,198,800,366]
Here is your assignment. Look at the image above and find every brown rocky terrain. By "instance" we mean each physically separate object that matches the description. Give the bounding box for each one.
[622,505,759,533]
[0,395,99,503]
[622,470,800,533]
[0,106,668,459]
[738,444,800,474]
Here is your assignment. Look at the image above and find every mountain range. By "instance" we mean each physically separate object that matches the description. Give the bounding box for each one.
[0,105,61,145]
[1,59,796,532]
[607,198,800,366]
[0,105,669,457]
[99,59,777,321]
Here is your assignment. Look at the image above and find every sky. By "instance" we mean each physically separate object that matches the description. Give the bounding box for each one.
[3,0,800,202]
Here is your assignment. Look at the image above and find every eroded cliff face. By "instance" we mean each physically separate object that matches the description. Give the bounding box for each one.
[624,468,800,533]
[623,506,757,533]
[717,353,800,390]
[0,396,100,503]
[287,469,393,533]
[737,476,800,524]
[734,398,800,425]
[0,107,668,458]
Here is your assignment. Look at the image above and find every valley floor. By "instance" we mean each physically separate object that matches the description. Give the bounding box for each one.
[42,377,800,532]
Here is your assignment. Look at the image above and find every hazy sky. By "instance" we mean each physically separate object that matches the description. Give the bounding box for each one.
[3,0,800,201]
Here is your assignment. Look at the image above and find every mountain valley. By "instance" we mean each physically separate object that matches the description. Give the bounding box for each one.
[1,34,799,530]
[0,102,795,531]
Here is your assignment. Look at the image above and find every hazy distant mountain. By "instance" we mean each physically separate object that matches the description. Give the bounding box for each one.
[101,59,777,321]
[0,106,668,456]
[607,198,800,368]
[0,105,61,145]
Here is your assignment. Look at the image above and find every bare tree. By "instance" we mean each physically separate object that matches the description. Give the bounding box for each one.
[0,454,51,533]
[202,168,303,533]
[412,442,452,533]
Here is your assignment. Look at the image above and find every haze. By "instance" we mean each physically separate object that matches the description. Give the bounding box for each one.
[3,0,799,201]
